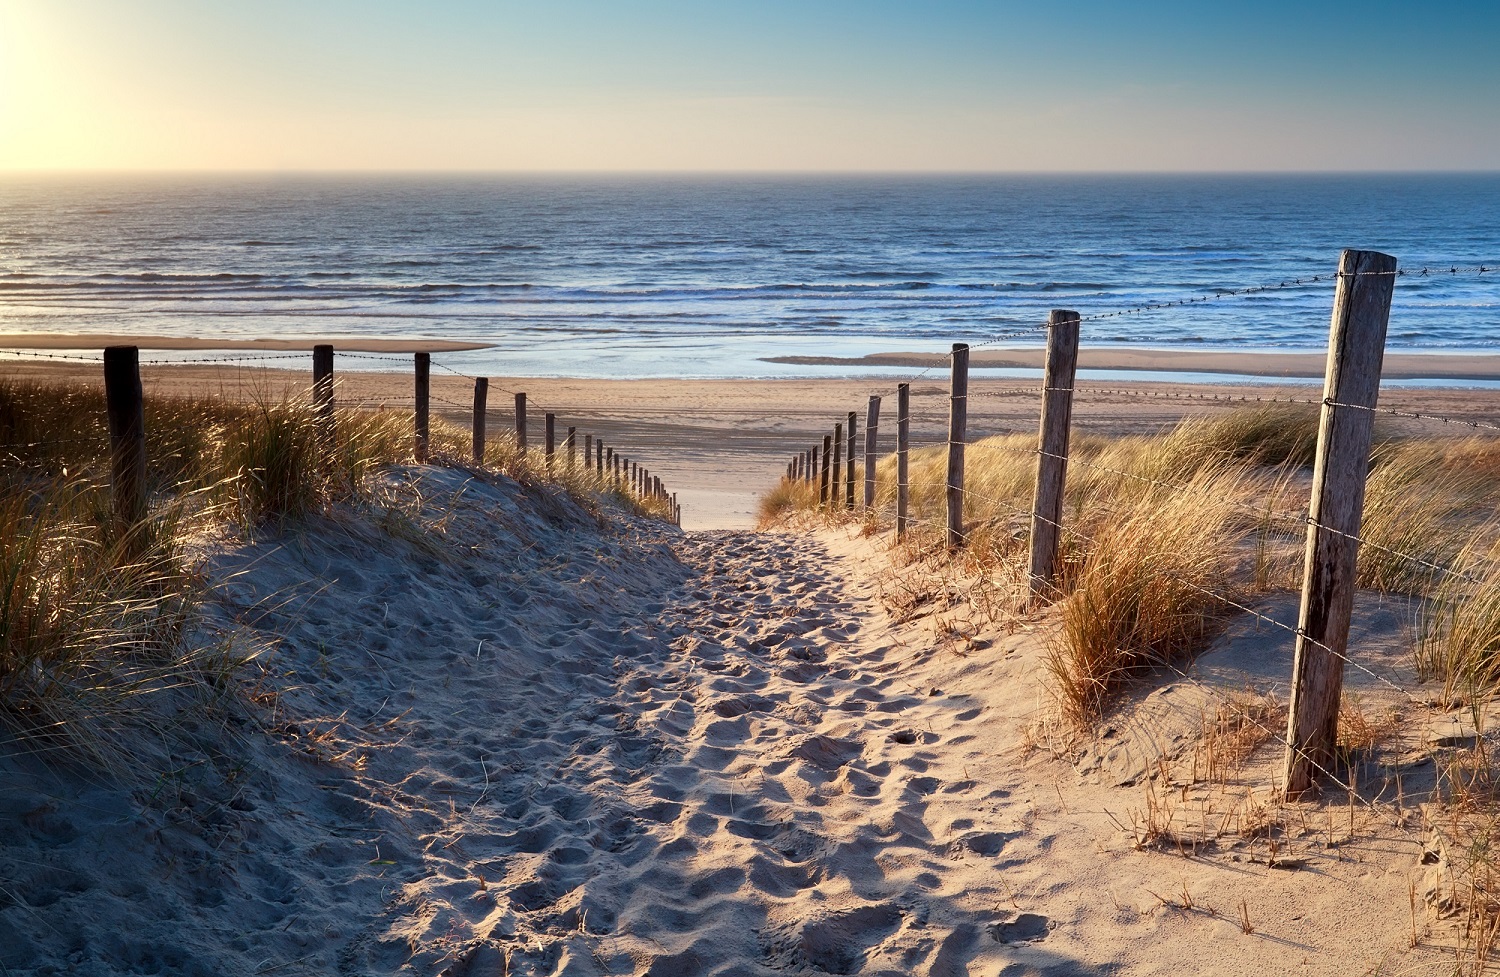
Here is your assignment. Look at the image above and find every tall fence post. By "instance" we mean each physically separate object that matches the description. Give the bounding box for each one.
[566,426,576,468]
[820,436,832,505]
[946,344,969,549]
[1283,249,1398,797]
[845,410,857,509]
[103,345,147,553]
[596,440,605,475]
[1028,310,1081,600]
[544,413,556,471]
[896,382,910,539]
[414,352,430,463]
[810,446,819,486]
[472,377,489,464]
[831,422,843,508]
[515,393,528,454]
[863,395,881,510]
[584,434,593,475]
[312,344,335,449]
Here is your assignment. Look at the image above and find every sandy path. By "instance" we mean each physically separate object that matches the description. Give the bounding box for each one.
[371,523,1434,975]
[0,460,1447,974]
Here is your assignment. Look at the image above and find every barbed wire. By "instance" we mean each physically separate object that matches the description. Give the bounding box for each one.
[1327,398,1500,436]
[139,352,310,366]
[0,349,105,364]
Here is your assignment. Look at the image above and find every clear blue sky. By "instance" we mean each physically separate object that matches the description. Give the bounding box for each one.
[2,0,1496,170]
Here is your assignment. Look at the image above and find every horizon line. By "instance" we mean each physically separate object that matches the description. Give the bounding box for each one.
[3,167,1499,178]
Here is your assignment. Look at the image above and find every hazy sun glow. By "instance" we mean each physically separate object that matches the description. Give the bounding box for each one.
[2,0,1497,172]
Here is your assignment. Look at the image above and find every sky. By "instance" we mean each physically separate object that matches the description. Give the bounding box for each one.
[1,0,1497,172]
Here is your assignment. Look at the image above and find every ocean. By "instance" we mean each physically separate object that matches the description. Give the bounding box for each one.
[1,173,1497,379]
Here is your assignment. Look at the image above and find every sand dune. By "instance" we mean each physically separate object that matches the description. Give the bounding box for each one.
[0,462,1455,975]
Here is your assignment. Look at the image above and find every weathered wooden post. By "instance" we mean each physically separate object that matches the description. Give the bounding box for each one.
[312,344,335,449]
[544,413,556,471]
[606,447,615,483]
[566,426,576,468]
[1028,310,1081,600]
[515,393,528,454]
[863,395,881,510]
[896,382,910,538]
[845,410,857,509]
[471,377,489,464]
[414,352,431,463]
[104,345,147,553]
[596,439,604,475]
[820,436,832,505]
[809,447,818,484]
[946,344,969,549]
[1283,249,1398,797]
[832,422,843,507]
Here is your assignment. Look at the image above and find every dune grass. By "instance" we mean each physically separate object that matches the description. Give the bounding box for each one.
[1045,466,1265,723]
[763,403,1500,720]
[0,377,673,765]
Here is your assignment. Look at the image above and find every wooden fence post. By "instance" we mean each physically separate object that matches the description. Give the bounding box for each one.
[864,395,881,510]
[820,436,832,505]
[606,448,614,482]
[566,426,576,468]
[472,377,489,464]
[312,344,335,449]
[1028,310,1081,600]
[103,345,147,552]
[896,382,910,538]
[809,447,818,485]
[544,413,556,471]
[845,410,857,509]
[831,422,843,508]
[946,344,969,549]
[1283,249,1398,797]
[515,393,528,453]
[584,434,593,475]
[414,352,430,463]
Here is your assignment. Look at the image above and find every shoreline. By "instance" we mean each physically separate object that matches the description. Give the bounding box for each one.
[0,333,492,353]
[763,348,1500,381]
[5,335,1498,382]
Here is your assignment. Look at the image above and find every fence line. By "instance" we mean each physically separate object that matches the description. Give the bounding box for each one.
[781,246,1500,810]
[2,344,685,528]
